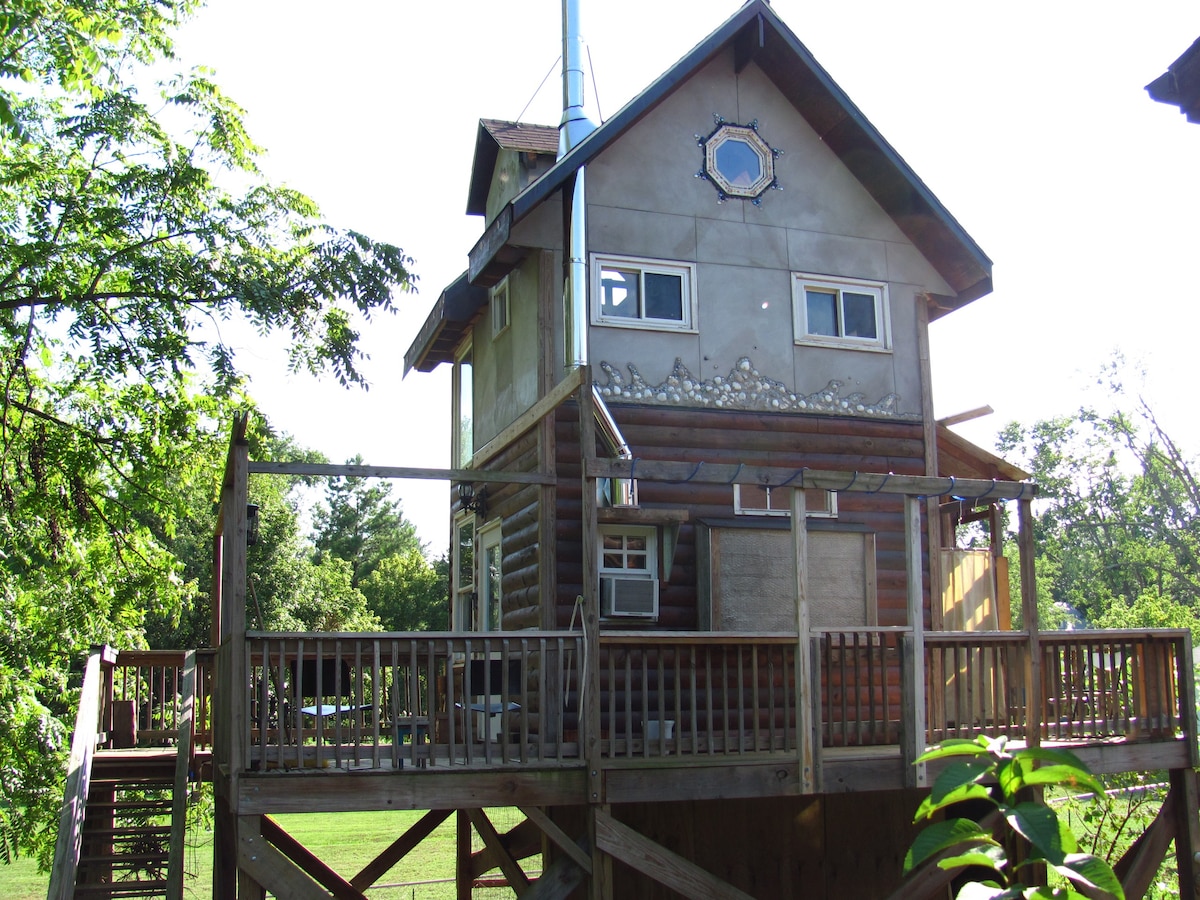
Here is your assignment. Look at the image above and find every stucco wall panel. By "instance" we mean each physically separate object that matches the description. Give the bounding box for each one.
[787,230,888,282]
[695,219,789,271]
[589,206,697,261]
[885,241,952,295]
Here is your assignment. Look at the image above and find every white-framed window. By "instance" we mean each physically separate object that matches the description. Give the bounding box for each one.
[452,513,476,631]
[490,277,510,338]
[734,485,838,519]
[598,525,659,619]
[452,341,473,468]
[478,521,502,632]
[792,273,890,350]
[591,254,697,332]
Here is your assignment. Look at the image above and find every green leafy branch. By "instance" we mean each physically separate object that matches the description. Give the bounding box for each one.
[905,735,1124,900]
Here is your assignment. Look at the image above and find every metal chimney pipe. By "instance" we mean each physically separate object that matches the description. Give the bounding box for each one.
[560,0,596,372]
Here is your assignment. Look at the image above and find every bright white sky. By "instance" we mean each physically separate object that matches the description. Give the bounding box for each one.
[174,0,1200,555]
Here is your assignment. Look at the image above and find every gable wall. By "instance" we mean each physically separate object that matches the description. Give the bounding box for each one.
[584,50,951,422]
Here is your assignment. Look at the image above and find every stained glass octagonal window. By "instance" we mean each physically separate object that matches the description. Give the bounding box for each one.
[697,119,781,204]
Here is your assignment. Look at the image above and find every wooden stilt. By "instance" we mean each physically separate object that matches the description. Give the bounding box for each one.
[456,809,473,900]
[1172,768,1200,900]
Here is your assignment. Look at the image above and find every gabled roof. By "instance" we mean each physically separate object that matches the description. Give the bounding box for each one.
[937,425,1030,483]
[468,0,992,311]
[466,120,559,216]
[1147,37,1200,123]
[409,0,995,373]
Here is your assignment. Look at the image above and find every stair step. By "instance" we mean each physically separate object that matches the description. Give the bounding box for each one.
[74,881,169,897]
[80,852,168,865]
[81,830,171,844]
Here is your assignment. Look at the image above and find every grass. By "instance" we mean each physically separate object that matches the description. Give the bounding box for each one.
[1,806,528,899]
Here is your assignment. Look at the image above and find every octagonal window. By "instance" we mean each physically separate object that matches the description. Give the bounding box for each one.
[703,123,775,200]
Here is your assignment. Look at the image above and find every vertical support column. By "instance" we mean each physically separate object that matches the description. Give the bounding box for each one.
[214,415,250,898]
[579,371,610,900]
[1018,498,1041,747]
[790,488,816,793]
[903,494,927,788]
[1170,768,1200,899]
[538,251,562,736]
[915,296,943,630]
[456,809,472,900]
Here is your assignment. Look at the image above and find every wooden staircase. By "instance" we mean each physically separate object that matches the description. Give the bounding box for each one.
[49,648,199,900]
[72,750,180,898]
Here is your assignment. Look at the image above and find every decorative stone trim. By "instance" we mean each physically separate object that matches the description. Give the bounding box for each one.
[594,357,915,419]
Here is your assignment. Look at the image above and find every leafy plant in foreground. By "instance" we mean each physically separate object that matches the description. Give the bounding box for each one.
[905,735,1124,900]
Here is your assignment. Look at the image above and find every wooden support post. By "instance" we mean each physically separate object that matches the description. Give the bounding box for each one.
[214,416,250,898]
[916,295,943,632]
[579,370,602,803]
[1018,498,1041,747]
[166,650,195,899]
[588,805,614,900]
[1172,768,1200,900]
[457,809,473,900]
[791,487,816,793]
[903,495,927,788]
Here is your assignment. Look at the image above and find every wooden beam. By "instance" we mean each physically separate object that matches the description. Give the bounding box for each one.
[593,808,756,900]
[237,816,329,900]
[903,495,927,788]
[937,405,994,427]
[586,458,1037,500]
[470,817,542,877]
[166,651,194,899]
[523,850,590,900]
[467,808,531,893]
[1112,786,1177,900]
[472,366,584,468]
[248,460,554,486]
[456,809,472,900]
[1171,769,1200,900]
[349,808,453,892]
[791,488,816,794]
[521,805,593,875]
[1018,498,1041,748]
[260,815,367,900]
[580,367,603,810]
[47,649,104,900]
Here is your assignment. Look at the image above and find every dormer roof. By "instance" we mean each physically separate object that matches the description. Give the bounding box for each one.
[466,120,559,216]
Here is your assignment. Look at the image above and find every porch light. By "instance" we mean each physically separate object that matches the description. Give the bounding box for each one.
[459,483,488,519]
[246,503,260,547]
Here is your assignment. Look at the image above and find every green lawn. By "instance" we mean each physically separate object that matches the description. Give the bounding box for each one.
[2,807,529,899]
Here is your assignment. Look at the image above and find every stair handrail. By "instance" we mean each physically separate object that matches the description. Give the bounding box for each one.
[166,650,195,899]
[47,644,114,900]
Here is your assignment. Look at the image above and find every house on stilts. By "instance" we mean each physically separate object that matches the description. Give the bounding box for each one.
[50,1,1200,897]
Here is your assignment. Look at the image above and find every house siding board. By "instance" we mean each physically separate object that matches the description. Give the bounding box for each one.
[552,404,926,632]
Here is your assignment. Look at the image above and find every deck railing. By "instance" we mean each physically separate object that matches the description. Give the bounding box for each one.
[243,632,583,769]
[106,648,214,751]
[232,628,1193,773]
[596,633,803,757]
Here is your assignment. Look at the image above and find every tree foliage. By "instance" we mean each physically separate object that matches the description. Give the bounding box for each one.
[998,389,1200,636]
[311,459,421,589]
[0,0,416,865]
[312,461,448,631]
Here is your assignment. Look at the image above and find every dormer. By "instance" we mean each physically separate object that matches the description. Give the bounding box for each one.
[466,119,558,226]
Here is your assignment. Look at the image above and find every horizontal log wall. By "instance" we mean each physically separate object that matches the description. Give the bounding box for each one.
[554,403,927,630]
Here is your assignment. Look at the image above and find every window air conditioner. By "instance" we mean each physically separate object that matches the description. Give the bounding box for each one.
[600,575,659,618]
